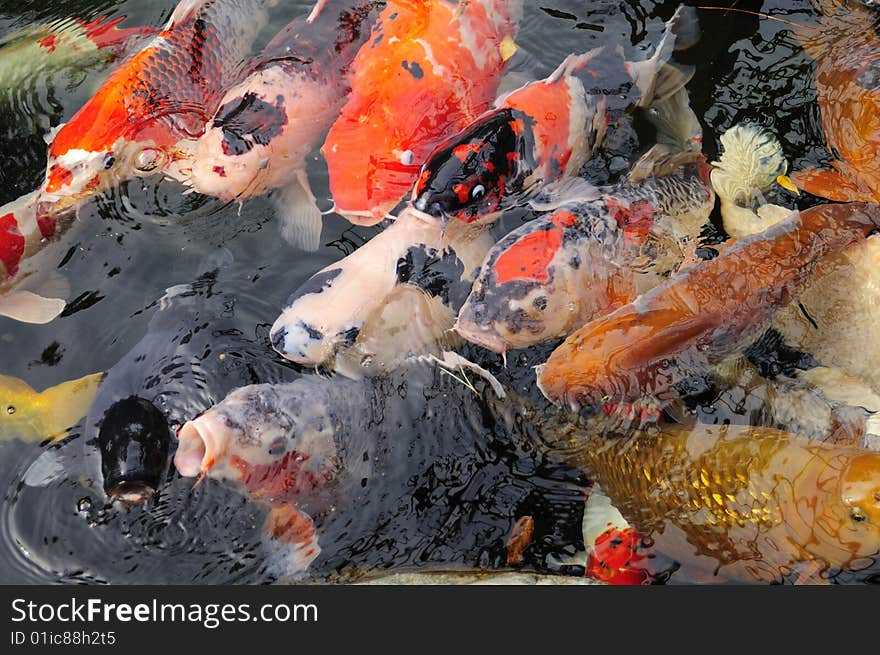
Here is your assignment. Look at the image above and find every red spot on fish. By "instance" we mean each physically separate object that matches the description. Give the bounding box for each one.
[587,527,652,585]
[503,78,573,176]
[605,197,656,244]
[212,166,227,178]
[78,16,154,49]
[45,163,73,193]
[230,450,327,504]
[0,213,24,278]
[453,143,482,161]
[85,175,101,191]
[37,34,58,53]
[494,226,563,284]
[414,169,432,196]
[509,118,526,135]
[37,213,57,239]
[549,209,579,228]
[453,183,470,204]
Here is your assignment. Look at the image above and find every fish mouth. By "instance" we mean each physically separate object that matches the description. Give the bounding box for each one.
[106,480,156,505]
[174,412,230,478]
[453,319,508,354]
[404,203,447,227]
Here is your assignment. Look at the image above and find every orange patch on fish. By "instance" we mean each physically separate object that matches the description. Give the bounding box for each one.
[230,451,326,504]
[502,77,573,172]
[453,143,483,161]
[506,515,535,565]
[45,163,73,193]
[493,225,563,284]
[324,0,517,222]
[587,527,652,585]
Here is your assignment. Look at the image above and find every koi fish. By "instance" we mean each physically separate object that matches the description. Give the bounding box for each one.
[270,208,493,378]
[785,1,880,202]
[713,123,880,395]
[0,372,103,443]
[0,190,71,323]
[537,202,880,411]
[410,5,700,225]
[545,421,880,583]
[455,85,713,354]
[0,15,154,91]
[322,0,523,225]
[185,0,383,251]
[35,0,271,221]
[23,257,293,503]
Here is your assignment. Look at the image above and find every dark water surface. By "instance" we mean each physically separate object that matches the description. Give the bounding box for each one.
[1,0,874,584]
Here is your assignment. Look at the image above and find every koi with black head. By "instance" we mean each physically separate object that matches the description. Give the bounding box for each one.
[411,108,536,225]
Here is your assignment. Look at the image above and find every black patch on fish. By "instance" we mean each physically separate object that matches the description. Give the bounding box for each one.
[301,321,323,342]
[339,326,361,346]
[214,92,288,156]
[287,268,343,306]
[271,327,288,352]
[401,60,424,79]
[744,328,819,379]
[395,245,470,310]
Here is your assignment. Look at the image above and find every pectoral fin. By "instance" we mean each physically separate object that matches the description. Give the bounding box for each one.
[264,504,321,574]
[789,167,875,202]
[272,169,322,252]
[0,290,66,324]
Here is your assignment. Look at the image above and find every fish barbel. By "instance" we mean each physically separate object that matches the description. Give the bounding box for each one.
[544,420,880,582]
[322,0,523,225]
[35,0,271,220]
[185,0,383,251]
[537,202,880,411]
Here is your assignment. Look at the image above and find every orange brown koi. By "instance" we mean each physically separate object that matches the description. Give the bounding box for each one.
[537,202,880,411]
[778,1,880,202]
[322,0,523,225]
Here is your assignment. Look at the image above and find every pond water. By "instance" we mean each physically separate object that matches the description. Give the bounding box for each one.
[0,0,877,585]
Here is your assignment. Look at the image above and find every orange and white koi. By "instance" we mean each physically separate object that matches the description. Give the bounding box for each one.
[322,0,523,225]
[185,0,383,251]
[410,5,699,225]
[35,0,272,221]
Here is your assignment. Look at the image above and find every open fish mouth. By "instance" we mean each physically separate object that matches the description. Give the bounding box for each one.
[106,480,157,505]
[174,412,232,479]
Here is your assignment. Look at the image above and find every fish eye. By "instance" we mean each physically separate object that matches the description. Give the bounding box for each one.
[103,154,116,170]
[471,184,486,200]
[533,296,548,312]
[134,148,164,173]
[5,406,14,415]
[850,507,867,523]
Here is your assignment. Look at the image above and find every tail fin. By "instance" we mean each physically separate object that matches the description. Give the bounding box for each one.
[628,87,703,180]
[629,5,700,108]
[39,372,104,441]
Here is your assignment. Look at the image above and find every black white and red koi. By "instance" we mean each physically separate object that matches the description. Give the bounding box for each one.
[456,161,714,354]
[270,208,493,378]
[410,5,699,225]
[185,0,383,251]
